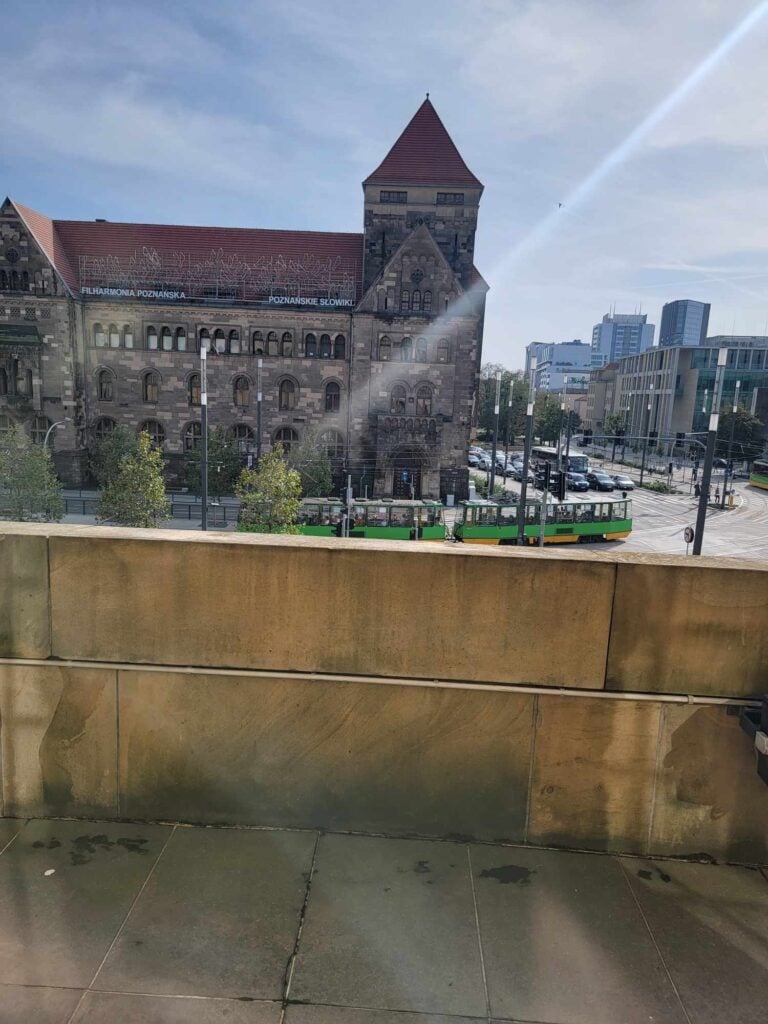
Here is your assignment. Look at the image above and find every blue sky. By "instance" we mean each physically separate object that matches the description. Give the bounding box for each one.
[3,0,768,367]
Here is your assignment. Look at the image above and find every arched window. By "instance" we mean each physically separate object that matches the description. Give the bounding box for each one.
[334,334,346,360]
[97,369,114,402]
[325,381,340,412]
[94,323,106,348]
[21,271,29,291]
[391,384,407,414]
[416,337,428,362]
[320,429,344,459]
[320,334,332,358]
[24,369,33,396]
[10,271,19,290]
[252,331,264,355]
[437,339,450,363]
[188,373,201,406]
[274,427,298,452]
[109,324,120,348]
[423,290,432,313]
[142,371,160,403]
[279,379,296,410]
[0,270,7,290]
[412,290,421,313]
[0,414,12,438]
[401,337,412,362]
[146,326,158,350]
[416,385,432,416]
[379,336,391,361]
[199,328,210,353]
[139,420,165,448]
[230,423,254,452]
[93,417,116,442]
[267,331,279,356]
[123,325,134,349]
[161,327,173,351]
[31,415,51,445]
[400,290,410,312]
[213,329,226,354]
[234,375,250,407]
[176,327,187,352]
[281,332,293,357]
[0,369,7,396]
[228,330,241,355]
[183,422,202,451]
[305,333,317,358]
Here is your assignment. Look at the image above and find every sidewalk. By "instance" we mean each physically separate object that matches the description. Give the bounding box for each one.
[1,817,766,1023]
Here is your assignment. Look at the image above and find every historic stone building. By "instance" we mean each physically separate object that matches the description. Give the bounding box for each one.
[0,98,487,498]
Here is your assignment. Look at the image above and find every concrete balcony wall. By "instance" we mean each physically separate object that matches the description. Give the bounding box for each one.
[1,524,767,862]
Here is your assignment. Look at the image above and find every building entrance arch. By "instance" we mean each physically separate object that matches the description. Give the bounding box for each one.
[392,449,423,499]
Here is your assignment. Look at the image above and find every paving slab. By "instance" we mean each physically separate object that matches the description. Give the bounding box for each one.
[0,818,172,987]
[289,834,487,1017]
[625,858,768,1024]
[0,819,24,852]
[71,991,281,1022]
[0,983,83,1023]
[286,1007,484,1024]
[95,826,316,1000]
[471,845,688,1024]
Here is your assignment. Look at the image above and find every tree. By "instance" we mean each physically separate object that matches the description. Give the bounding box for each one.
[534,394,563,444]
[717,408,766,460]
[0,425,64,521]
[97,431,170,527]
[184,427,242,499]
[287,430,333,497]
[477,364,528,443]
[603,412,625,438]
[235,444,302,533]
[90,425,139,487]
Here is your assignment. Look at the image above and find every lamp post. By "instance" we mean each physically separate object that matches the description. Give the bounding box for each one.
[693,348,728,555]
[639,384,653,486]
[256,357,263,465]
[43,417,70,448]
[721,378,740,509]
[622,393,632,461]
[503,378,514,476]
[201,344,208,531]
[489,369,502,497]
[516,358,536,545]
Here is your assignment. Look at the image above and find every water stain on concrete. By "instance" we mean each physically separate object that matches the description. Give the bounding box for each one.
[414,860,431,874]
[479,864,535,885]
[69,834,150,866]
[32,838,61,850]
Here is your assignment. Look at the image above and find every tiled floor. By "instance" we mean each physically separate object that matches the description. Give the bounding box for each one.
[0,819,766,1023]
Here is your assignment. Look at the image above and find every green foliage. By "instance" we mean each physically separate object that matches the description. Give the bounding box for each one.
[97,431,171,527]
[534,394,563,444]
[184,427,242,499]
[0,425,64,521]
[717,408,766,459]
[90,425,140,488]
[603,412,625,438]
[235,444,302,533]
[477,365,529,442]
[642,480,678,494]
[287,430,333,497]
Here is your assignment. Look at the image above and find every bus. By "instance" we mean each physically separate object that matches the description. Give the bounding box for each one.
[749,460,768,491]
[295,498,446,540]
[453,497,632,545]
[531,445,589,475]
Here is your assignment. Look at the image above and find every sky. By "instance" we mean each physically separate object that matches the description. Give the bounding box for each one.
[3,0,768,369]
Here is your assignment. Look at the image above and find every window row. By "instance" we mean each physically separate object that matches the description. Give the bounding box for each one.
[92,323,347,359]
[400,290,432,313]
[377,191,465,206]
[0,270,30,292]
[98,369,343,413]
[0,413,54,445]
[0,362,33,397]
[91,417,345,457]
[377,336,450,363]
[390,384,433,416]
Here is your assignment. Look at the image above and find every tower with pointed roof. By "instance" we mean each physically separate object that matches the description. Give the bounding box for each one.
[362,98,483,293]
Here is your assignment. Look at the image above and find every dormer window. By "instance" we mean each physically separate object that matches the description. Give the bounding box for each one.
[380,191,407,203]
[436,192,465,205]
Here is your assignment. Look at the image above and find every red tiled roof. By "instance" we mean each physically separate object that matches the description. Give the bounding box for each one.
[12,201,364,299]
[364,99,483,189]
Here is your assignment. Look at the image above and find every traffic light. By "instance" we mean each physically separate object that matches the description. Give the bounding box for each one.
[616,427,625,439]
[649,430,658,441]
[583,429,593,444]
[551,470,567,501]
[676,432,686,444]
[542,461,552,491]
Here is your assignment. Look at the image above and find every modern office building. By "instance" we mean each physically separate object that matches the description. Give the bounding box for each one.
[590,312,654,368]
[530,339,592,393]
[659,299,710,348]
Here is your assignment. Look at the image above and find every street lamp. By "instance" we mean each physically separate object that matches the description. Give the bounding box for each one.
[622,392,632,460]
[639,384,653,487]
[721,378,740,509]
[43,417,70,448]
[201,344,208,531]
[516,357,537,545]
[693,348,728,555]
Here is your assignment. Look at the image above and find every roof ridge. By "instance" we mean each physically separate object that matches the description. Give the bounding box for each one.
[53,218,363,238]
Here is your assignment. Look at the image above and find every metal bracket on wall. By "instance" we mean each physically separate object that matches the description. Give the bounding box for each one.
[739,695,768,785]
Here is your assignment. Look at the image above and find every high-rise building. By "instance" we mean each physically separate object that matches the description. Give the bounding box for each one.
[524,342,548,377]
[659,299,710,347]
[530,339,592,393]
[591,312,654,368]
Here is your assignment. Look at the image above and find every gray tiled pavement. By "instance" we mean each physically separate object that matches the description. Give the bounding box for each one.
[0,818,765,1024]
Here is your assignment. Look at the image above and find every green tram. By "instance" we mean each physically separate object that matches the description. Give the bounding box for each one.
[296,498,446,541]
[749,460,768,491]
[453,497,633,545]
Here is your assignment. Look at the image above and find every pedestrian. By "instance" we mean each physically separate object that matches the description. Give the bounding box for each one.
[694,482,701,497]
[715,486,720,503]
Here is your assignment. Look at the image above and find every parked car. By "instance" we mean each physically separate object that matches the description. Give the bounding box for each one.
[713,458,728,469]
[513,465,535,483]
[586,471,615,491]
[468,453,480,468]
[611,474,634,491]
[566,471,589,492]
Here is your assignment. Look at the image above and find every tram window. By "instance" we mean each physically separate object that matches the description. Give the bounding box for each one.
[576,505,594,522]
[525,504,539,524]
[352,506,366,527]
[556,505,574,524]
[327,506,343,526]
[613,501,625,520]
[601,504,611,521]
[500,506,516,521]
[423,506,439,526]
[391,506,414,527]
[546,505,557,523]
[366,505,389,526]
[625,500,632,518]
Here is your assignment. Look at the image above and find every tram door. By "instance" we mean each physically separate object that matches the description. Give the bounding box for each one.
[393,457,422,499]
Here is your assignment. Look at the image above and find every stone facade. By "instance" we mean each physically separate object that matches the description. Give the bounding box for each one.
[0,101,487,498]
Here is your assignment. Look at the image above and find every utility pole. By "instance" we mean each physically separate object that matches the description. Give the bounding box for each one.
[489,369,501,498]
[639,384,653,487]
[516,359,536,545]
[256,357,263,466]
[693,348,728,555]
[503,378,513,473]
[201,344,208,531]
[538,469,549,548]
[721,378,740,509]
[556,377,566,471]
[622,393,632,461]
